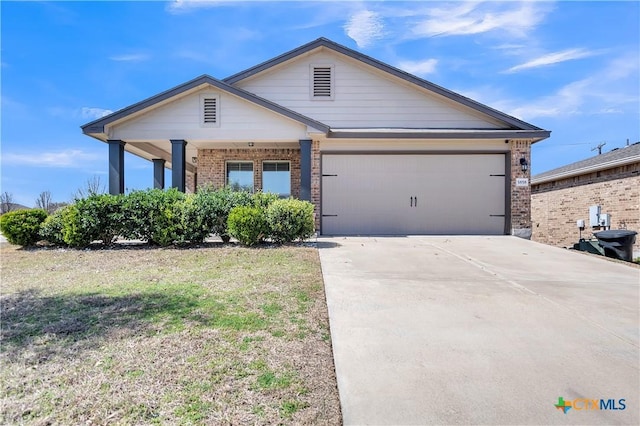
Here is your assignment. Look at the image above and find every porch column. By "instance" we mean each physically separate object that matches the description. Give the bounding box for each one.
[152,159,166,189]
[170,139,187,192]
[107,139,125,195]
[299,139,312,201]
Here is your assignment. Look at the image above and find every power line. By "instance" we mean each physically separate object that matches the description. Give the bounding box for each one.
[590,142,606,155]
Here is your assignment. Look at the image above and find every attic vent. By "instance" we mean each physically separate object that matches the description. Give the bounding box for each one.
[311,65,333,99]
[203,98,217,123]
[200,94,220,127]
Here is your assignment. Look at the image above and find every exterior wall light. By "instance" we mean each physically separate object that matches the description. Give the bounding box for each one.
[520,157,528,172]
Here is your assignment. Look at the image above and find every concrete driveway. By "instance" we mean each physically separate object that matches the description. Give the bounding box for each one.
[319,236,639,425]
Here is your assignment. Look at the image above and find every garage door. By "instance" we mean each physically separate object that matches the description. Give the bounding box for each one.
[321,154,506,235]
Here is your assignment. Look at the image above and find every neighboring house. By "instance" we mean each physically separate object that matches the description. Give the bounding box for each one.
[531,142,640,255]
[82,38,549,236]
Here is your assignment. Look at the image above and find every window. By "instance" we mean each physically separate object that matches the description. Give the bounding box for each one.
[262,162,291,197]
[200,94,220,127]
[226,162,253,192]
[310,65,334,100]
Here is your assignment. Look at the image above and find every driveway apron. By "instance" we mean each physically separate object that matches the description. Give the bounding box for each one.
[319,236,639,425]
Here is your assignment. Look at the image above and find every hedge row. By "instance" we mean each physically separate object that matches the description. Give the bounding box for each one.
[0,187,315,248]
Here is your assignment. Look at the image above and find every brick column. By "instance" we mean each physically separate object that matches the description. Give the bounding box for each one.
[510,139,532,239]
[311,140,321,232]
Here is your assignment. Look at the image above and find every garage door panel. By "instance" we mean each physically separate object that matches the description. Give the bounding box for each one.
[322,155,410,234]
[321,154,506,235]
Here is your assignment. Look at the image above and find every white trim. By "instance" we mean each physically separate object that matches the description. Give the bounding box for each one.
[531,155,640,185]
[200,93,220,128]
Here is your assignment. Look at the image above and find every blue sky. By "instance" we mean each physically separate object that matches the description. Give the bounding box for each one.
[2,1,639,206]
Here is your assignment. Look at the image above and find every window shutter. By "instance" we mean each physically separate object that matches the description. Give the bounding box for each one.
[313,67,332,97]
[203,98,217,124]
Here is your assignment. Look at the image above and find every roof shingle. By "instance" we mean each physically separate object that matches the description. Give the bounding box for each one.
[532,142,640,184]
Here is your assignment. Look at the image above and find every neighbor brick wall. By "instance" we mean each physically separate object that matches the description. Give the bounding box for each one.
[510,139,532,238]
[196,148,301,197]
[531,163,640,253]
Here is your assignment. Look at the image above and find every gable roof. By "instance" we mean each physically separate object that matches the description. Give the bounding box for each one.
[82,74,330,136]
[224,37,549,135]
[532,142,640,184]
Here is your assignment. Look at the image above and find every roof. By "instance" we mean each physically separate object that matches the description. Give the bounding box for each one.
[82,74,330,136]
[81,37,550,143]
[532,142,640,184]
[224,37,550,138]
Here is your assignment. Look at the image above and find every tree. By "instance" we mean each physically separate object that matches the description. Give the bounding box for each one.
[0,192,14,214]
[35,190,54,214]
[74,175,106,199]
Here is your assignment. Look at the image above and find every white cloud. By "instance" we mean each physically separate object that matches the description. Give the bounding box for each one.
[505,48,596,73]
[3,150,100,168]
[396,59,438,76]
[499,59,638,120]
[410,1,550,38]
[344,10,385,48]
[81,107,113,120]
[166,0,229,14]
[109,53,150,62]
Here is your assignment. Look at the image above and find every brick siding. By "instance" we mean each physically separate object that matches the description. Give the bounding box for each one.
[531,162,640,253]
[510,139,532,238]
[196,148,301,198]
[186,173,195,193]
[311,140,321,229]
[194,142,538,237]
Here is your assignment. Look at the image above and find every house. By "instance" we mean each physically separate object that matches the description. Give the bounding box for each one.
[531,142,640,255]
[82,38,550,236]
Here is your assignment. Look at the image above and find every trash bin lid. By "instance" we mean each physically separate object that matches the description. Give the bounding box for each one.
[594,230,637,239]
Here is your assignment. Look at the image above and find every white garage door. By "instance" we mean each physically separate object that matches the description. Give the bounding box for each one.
[321,154,507,235]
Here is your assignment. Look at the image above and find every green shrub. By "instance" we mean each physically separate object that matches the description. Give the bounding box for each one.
[60,204,91,248]
[0,209,48,246]
[251,191,279,209]
[266,199,315,243]
[227,206,269,246]
[56,194,123,248]
[176,195,203,244]
[203,187,253,243]
[39,207,68,245]
[73,194,124,246]
[120,188,186,246]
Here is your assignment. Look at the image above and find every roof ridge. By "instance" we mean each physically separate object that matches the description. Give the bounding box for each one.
[81,74,330,135]
[223,37,549,135]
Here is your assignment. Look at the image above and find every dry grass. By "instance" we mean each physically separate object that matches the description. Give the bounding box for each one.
[0,243,341,425]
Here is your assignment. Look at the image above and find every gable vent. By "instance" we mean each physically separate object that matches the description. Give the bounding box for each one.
[313,66,332,97]
[203,98,217,124]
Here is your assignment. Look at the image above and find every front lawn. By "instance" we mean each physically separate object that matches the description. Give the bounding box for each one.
[0,244,341,425]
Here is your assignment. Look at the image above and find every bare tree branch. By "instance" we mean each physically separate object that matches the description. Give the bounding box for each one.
[35,191,54,213]
[1,192,15,214]
[74,175,106,199]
